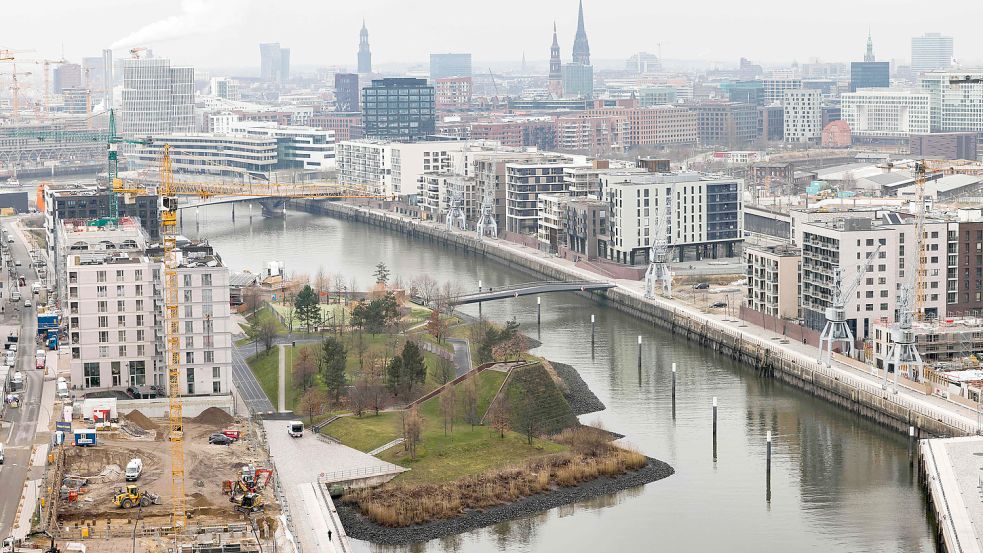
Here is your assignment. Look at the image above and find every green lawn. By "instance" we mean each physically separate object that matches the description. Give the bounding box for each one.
[247,347,280,408]
[322,412,402,452]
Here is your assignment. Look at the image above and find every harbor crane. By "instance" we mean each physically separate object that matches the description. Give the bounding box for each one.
[475,184,498,238]
[818,244,882,367]
[445,188,467,231]
[644,195,673,299]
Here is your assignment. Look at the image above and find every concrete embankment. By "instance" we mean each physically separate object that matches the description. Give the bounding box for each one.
[291,199,973,439]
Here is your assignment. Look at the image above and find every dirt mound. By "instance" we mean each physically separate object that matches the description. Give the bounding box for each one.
[124,410,160,431]
[191,407,234,427]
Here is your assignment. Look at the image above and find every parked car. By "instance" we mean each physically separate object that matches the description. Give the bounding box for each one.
[23,299,31,308]
[709,301,728,309]
[208,433,234,445]
[694,282,710,290]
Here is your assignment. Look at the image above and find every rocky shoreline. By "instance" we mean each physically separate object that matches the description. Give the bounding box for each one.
[552,361,606,416]
[336,457,674,545]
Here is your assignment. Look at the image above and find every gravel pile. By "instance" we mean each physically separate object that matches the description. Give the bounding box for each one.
[337,458,674,545]
[552,362,605,416]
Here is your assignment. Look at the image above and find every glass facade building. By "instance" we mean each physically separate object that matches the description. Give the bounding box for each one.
[361,78,436,141]
[849,62,890,92]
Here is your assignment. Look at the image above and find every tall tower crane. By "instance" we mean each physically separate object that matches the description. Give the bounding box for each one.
[107,108,154,218]
[818,244,882,367]
[36,58,66,117]
[644,194,673,299]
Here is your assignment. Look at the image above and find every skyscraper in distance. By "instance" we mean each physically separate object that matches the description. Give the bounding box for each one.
[548,23,563,98]
[850,32,889,92]
[335,73,360,113]
[911,32,953,75]
[358,20,372,74]
[260,43,289,83]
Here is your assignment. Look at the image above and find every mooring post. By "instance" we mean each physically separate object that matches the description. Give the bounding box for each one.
[537,296,542,326]
[766,430,772,502]
[637,335,642,371]
[231,202,235,221]
[712,396,718,461]
[908,425,915,464]
[478,280,482,318]
[671,362,677,400]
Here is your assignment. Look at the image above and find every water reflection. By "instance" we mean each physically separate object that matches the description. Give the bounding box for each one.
[189,204,935,553]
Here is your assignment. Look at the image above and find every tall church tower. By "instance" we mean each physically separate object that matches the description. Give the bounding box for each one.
[358,20,372,73]
[864,30,875,62]
[572,0,590,65]
[549,23,563,98]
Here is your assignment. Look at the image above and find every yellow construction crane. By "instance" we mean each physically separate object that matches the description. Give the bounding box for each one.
[35,58,67,117]
[160,145,187,530]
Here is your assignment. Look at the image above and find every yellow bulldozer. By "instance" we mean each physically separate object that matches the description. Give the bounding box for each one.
[231,492,265,514]
[113,484,160,509]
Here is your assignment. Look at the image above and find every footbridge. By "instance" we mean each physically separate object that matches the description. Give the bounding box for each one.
[449,280,616,305]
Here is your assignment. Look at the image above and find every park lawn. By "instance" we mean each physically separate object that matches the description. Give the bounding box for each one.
[270,302,351,332]
[475,370,506,416]
[322,412,402,453]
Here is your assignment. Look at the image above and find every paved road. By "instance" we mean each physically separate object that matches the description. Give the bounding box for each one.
[0,218,46,538]
[446,338,472,378]
[230,343,275,414]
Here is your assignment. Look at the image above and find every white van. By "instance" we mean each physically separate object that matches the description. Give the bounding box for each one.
[125,458,143,481]
[56,377,69,399]
[12,371,23,389]
[287,421,304,438]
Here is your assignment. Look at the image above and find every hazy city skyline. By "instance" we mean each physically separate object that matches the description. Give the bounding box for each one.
[7,0,983,71]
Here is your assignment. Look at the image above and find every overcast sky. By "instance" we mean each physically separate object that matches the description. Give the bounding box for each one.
[5,0,982,72]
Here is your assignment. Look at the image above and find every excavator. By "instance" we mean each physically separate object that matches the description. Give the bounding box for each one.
[113,484,161,508]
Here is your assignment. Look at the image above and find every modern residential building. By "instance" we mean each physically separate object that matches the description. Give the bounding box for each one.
[430,53,472,79]
[562,63,593,99]
[919,71,983,135]
[950,210,983,317]
[336,139,466,197]
[537,192,572,253]
[136,134,277,177]
[840,89,931,142]
[783,89,822,143]
[600,171,743,264]
[209,78,240,101]
[564,196,610,260]
[911,33,954,75]
[506,155,586,235]
[312,112,363,142]
[120,57,195,140]
[259,42,290,83]
[759,104,785,141]
[361,78,436,141]
[435,77,473,109]
[762,77,801,104]
[909,132,978,160]
[744,243,800,320]
[334,73,360,113]
[693,101,759,148]
[469,118,556,150]
[53,63,82,93]
[799,215,949,340]
[554,113,626,153]
[357,21,372,74]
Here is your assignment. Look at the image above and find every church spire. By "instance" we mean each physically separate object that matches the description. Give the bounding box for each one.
[572,0,590,65]
[549,22,563,98]
[864,29,875,62]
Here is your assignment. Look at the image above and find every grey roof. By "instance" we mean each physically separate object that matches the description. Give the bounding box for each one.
[815,162,873,177]
[229,272,258,287]
[864,172,916,187]
[935,174,983,193]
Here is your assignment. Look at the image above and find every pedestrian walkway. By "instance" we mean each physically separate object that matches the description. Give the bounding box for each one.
[922,436,983,553]
[230,343,275,414]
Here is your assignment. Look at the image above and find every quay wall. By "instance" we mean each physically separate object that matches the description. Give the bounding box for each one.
[292,199,973,439]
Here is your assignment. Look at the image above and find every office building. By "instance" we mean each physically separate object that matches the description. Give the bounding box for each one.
[744,244,800,320]
[259,43,290,83]
[430,53,472,79]
[562,63,594,99]
[53,63,82,93]
[435,77,473,109]
[136,134,277,176]
[693,101,759,148]
[230,122,335,170]
[358,21,372,74]
[62,88,89,114]
[81,57,105,104]
[120,57,195,139]
[600,171,743,264]
[337,139,466,197]
[909,132,978,160]
[585,103,698,149]
[840,89,931,142]
[626,52,661,74]
[334,73,360,113]
[311,112,363,142]
[783,89,822,143]
[919,71,983,135]
[638,86,677,107]
[850,63,890,93]
[102,49,113,107]
[723,81,765,106]
[210,78,240,101]
[762,77,801,104]
[911,33,954,75]
[759,105,785,141]
[361,78,436,141]
[800,215,948,339]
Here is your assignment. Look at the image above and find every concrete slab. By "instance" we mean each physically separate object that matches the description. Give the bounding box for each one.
[923,436,983,553]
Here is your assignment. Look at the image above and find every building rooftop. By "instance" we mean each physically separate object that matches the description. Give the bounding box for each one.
[745,243,800,256]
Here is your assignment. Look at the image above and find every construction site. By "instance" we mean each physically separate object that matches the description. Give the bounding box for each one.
[34,407,283,553]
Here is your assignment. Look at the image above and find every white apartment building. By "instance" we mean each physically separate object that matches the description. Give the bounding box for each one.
[762,78,802,104]
[337,139,467,197]
[506,157,586,235]
[840,89,931,141]
[799,215,949,341]
[911,33,954,75]
[230,121,335,170]
[600,171,744,264]
[120,58,194,139]
[537,192,572,252]
[61,219,232,396]
[919,71,983,134]
[783,89,822,143]
[744,244,800,320]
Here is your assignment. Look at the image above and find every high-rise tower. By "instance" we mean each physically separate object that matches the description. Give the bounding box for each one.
[572,0,590,65]
[549,23,563,98]
[358,20,372,74]
[864,31,875,62]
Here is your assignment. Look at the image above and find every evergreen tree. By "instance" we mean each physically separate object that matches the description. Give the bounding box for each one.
[401,341,426,391]
[294,285,321,332]
[373,262,391,286]
[386,355,404,395]
[319,336,348,402]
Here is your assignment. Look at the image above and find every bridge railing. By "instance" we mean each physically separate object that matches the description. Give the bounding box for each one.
[450,279,608,299]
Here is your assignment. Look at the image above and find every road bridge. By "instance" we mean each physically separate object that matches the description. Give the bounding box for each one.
[449,280,615,305]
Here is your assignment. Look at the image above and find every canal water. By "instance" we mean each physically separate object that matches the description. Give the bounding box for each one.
[185,203,934,553]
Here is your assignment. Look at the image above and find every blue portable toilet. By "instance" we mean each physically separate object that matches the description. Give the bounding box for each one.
[73,429,97,446]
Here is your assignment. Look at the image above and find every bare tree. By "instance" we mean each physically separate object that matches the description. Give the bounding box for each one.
[366,353,384,415]
[333,273,347,305]
[293,346,317,391]
[461,376,479,429]
[439,384,456,435]
[283,294,296,333]
[434,355,455,385]
[296,388,328,425]
[350,370,368,417]
[435,280,463,314]
[488,395,510,438]
[401,407,423,459]
[412,275,440,305]
[348,277,359,305]
[314,266,329,305]
[243,285,263,316]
